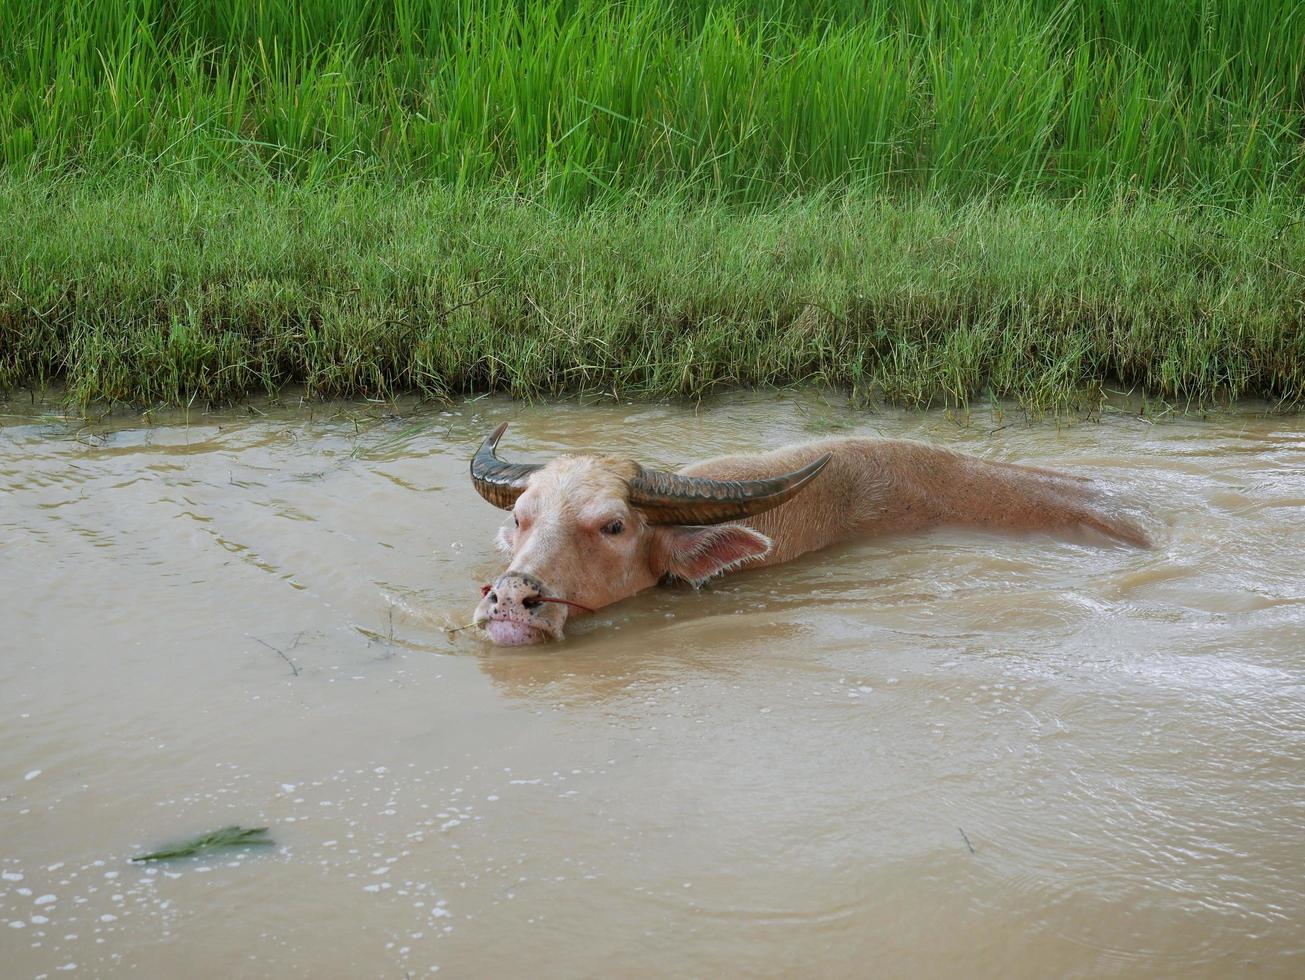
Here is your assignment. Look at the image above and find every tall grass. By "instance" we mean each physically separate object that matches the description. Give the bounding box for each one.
[2,0,1302,202]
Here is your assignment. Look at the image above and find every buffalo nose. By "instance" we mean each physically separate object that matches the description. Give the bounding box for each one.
[488,572,546,612]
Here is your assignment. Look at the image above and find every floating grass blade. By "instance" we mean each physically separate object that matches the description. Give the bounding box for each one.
[132,825,275,863]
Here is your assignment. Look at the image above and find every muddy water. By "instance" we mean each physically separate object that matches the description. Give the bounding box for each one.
[1,392,1303,978]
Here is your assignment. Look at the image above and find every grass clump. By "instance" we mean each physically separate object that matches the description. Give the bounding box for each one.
[2,178,1301,409]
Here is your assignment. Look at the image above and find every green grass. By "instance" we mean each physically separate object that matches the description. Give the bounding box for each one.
[2,0,1303,202]
[3,178,1301,409]
[1,1,1302,408]
[132,825,274,862]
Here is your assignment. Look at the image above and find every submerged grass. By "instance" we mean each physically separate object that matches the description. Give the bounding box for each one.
[2,178,1301,409]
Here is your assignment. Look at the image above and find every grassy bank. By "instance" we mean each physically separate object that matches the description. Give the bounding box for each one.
[3,179,1301,408]
[2,1,1303,408]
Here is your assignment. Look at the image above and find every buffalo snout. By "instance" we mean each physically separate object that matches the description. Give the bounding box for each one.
[476,571,565,646]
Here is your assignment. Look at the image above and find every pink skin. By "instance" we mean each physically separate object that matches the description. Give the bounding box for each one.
[473,456,771,645]
[483,617,549,647]
[472,437,1148,645]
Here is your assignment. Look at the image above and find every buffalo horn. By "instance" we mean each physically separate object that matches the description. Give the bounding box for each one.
[628,452,832,526]
[469,423,542,510]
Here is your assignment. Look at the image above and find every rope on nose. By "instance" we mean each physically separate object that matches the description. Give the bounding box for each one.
[480,583,595,614]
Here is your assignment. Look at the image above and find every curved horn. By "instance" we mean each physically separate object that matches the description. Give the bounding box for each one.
[628,452,832,526]
[470,423,541,510]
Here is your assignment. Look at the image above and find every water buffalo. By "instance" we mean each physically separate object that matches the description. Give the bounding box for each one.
[470,423,1147,645]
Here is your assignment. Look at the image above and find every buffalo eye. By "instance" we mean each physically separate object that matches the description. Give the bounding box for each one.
[601,519,624,536]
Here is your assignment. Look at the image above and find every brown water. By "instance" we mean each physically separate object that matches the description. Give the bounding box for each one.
[2,392,1303,978]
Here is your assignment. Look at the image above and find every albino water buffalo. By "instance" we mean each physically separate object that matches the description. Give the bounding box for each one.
[470,423,1147,645]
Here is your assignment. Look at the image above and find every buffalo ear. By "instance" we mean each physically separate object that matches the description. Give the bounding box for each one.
[653,524,772,586]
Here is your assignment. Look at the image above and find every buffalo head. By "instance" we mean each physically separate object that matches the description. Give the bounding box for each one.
[469,424,829,645]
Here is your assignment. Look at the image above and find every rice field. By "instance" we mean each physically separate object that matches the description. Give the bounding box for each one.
[1,0,1302,406]
[5,0,1303,199]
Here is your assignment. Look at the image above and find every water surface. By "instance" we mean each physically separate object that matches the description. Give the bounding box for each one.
[2,393,1303,977]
